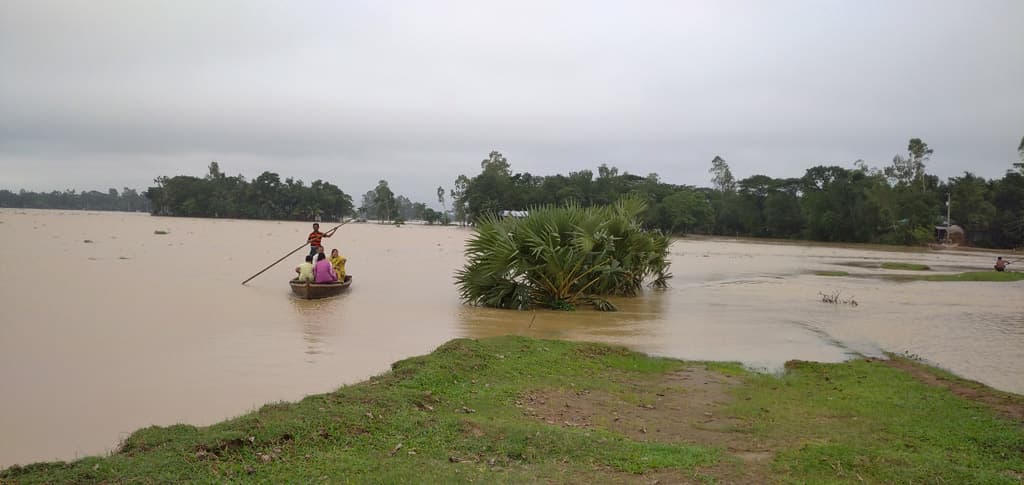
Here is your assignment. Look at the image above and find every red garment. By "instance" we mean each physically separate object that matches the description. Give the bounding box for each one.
[308,231,325,248]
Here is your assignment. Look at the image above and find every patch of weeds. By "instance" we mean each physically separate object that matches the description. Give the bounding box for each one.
[818,290,858,306]
[899,350,923,361]
[550,299,576,311]
[815,271,849,277]
[881,262,930,271]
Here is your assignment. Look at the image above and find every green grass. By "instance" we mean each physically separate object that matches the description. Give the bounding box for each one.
[727,359,1024,483]
[815,270,850,277]
[912,271,1024,282]
[880,262,930,271]
[3,337,1022,484]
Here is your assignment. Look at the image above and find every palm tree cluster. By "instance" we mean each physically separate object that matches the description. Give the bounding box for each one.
[455,197,672,311]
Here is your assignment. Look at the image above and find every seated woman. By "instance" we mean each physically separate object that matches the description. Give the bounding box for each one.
[313,252,338,283]
[295,255,315,282]
[330,248,347,280]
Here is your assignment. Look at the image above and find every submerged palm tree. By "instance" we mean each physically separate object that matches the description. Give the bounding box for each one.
[455,197,672,311]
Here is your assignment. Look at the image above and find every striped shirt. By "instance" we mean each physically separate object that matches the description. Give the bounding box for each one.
[308,231,325,247]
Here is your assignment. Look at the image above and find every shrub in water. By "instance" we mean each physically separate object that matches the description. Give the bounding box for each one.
[455,197,672,311]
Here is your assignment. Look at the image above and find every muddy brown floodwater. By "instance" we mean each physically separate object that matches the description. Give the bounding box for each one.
[1,209,1021,467]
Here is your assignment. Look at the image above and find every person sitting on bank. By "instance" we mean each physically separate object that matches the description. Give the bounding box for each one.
[307,223,333,257]
[313,252,338,283]
[994,257,1010,272]
[330,248,347,280]
[295,255,315,282]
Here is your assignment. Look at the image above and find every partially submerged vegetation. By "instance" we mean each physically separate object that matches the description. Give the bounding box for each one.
[456,198,671,311]
[880,261,930,270]
[814,270,849,277]
[4,337,1022,484]
[911,271,1024,282]
[818,290,858,306]
[814,268,1024,283]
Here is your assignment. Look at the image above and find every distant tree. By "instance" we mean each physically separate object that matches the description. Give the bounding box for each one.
[452,175,470,225]
[887,138,932,190]
[1015,135,1024,173]
[411,202,428,220]
[206,161,224,180]
[989,170,1024,248]
[908,138,933,191]
[708,156,736,193]
[421,208,442,225]
[948,172,996,233]
[372,180,396,223]
[660,189,709,234]
[437,186,448,224]
[395,195,414,220]
[707,156,738,233]
[359,190,377,219]
[480,151,511,176]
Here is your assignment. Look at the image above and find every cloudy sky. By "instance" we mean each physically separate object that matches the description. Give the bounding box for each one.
[2,1,1022,205]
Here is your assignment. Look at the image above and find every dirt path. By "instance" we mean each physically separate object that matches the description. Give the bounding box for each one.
[516,367,773,483]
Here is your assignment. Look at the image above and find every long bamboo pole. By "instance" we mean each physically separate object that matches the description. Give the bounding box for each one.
[241,220,349,285]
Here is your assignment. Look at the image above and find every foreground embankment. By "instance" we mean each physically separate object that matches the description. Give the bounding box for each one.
[3,336,1022,484]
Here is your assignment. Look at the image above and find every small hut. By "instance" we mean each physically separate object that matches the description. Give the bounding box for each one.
[499,210,529,219]
[935,224,965,245]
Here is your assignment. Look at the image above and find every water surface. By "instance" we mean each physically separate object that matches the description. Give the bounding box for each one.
[1,209,1021,467]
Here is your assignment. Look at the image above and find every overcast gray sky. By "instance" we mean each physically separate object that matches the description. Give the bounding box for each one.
[2,0,1022,206]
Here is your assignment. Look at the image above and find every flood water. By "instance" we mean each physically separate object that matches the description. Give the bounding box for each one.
[1,209,1022,467]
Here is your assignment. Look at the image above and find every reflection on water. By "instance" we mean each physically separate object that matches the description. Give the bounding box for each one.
[289,297,345,358]
[0,209,1022,468]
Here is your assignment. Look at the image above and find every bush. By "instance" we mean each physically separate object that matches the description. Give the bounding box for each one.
[878,225,933,245]
[455,197,672,311]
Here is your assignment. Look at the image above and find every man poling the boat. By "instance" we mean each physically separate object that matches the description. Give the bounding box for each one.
[307,223,334,257]
[241,219,350,286]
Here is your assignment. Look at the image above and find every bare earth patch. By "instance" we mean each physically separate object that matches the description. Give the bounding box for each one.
[516,366,773,482]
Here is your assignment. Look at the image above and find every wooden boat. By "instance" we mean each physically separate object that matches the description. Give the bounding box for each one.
[289,275,352,299]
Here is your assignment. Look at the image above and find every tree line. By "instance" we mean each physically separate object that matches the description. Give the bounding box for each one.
[0,187,150,212]
[450,139,1024,249]
[143,163,444,224]
[356,179,448,224]
[4,137,1022,248]
[145,162,355,221]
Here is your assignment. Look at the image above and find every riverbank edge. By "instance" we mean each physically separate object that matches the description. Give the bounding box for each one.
[3,336,1022,483]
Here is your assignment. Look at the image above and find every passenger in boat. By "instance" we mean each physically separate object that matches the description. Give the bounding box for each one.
[295,255,315,282]
[307,223,332,257]
[313,252,338,283]
[994,257,1010,272]
[330,248,347,280]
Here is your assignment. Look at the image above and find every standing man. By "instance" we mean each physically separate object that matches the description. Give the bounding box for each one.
[307,223,332,257]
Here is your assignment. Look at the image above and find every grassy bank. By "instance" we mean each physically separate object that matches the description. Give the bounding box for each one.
[3,337,1023,483]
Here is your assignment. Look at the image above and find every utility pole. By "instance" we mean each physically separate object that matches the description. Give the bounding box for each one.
[945,192,952,243]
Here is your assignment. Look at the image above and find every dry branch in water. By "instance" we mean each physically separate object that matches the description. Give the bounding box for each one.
[819,290,858,306]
